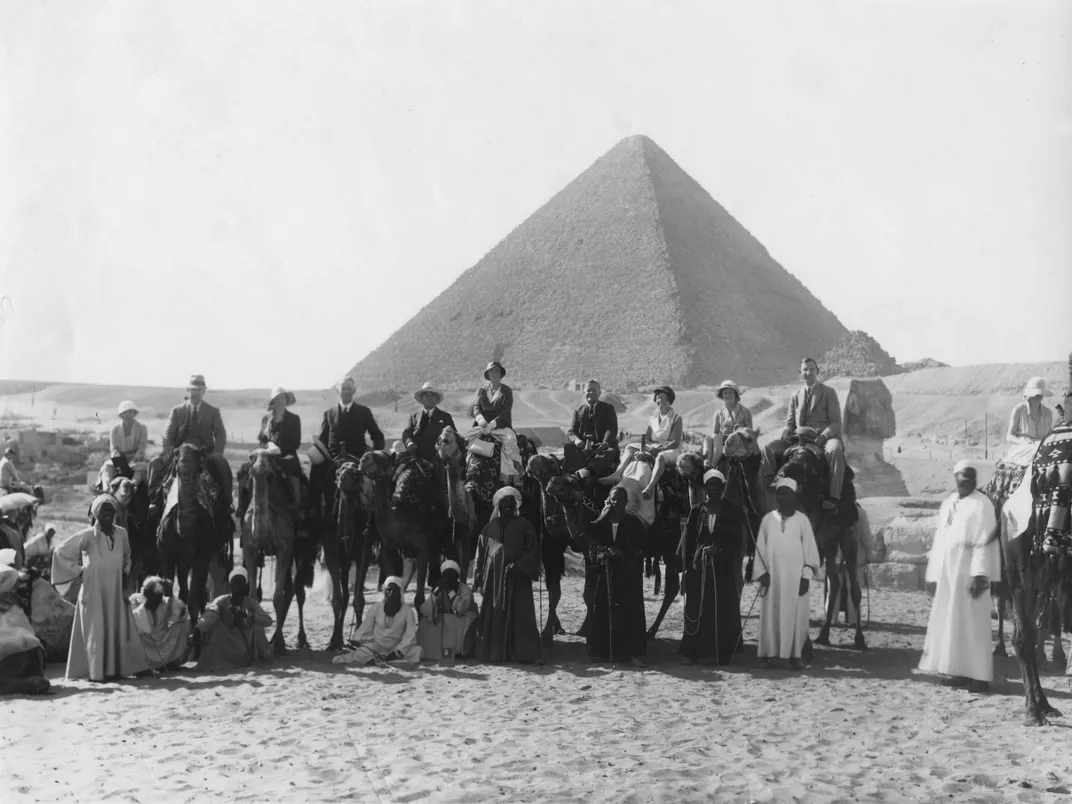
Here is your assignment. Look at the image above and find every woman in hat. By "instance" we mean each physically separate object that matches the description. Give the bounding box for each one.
[472,361,513,433]
[52,494,151,681]
[1004,377,1055,466]
[110,400,148,467]
[611,386,683,499]
[707,379,759,468]
[258,388,303,510]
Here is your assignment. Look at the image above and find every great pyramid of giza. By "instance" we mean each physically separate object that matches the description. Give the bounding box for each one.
[347,135,847,391]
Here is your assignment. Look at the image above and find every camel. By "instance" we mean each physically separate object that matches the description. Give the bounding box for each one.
[1003,375,1072,726]
[156,444,234,625]
[237,448,314,655]
[359,450,438,615]
[773,444,866,652]
[522,454,606,643]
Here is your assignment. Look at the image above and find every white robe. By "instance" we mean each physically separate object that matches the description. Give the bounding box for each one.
[918,490,999,682]
[333,601,421,665]
[753,510,820,659]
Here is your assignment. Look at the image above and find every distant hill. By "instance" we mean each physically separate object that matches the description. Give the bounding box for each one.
[345,135,847,391]
[820,330,898,379]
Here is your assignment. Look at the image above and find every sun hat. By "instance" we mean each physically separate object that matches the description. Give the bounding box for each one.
[483,361,506,380]
[117,400,139,416]
[413,382,444,405]
[716,380,742,401]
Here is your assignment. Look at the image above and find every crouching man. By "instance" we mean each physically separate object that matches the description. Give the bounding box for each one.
[333,576,421,666]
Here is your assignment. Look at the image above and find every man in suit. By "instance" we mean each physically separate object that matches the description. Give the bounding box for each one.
[153,374,232,510]
[564,379,620,476]
[403,382,455,463]
[762,357,845,510]
[316,376,386,462]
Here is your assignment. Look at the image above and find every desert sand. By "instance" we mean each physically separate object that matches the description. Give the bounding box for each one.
[4,566,1072,804]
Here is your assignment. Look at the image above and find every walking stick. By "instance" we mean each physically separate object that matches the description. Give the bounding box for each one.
[606,559,614,665]
[727,583,763,667]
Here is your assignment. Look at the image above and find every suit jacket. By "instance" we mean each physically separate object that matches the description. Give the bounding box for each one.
[259,410,302,457]
[472,384,513,430]
[163,401,227,454]
[781,382,842,441]
[402,407,456,463]
[567,401,619,448]
[317,403,385,460]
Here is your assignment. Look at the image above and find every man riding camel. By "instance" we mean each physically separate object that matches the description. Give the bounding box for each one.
[403,382,455,463]
[762,357,845,512]
[0,443,32,496]
[315,376,385,462]
[564,379,620,477]
[151,374,232,510]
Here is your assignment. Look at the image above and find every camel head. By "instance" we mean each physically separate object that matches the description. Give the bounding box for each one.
[111,477,135,508]
[246,448,275,479]
[174,444,205,481]
[545,474,585,505]
[435,426,463,463]
[358,450,393,481]
[676,452,706,484]
[525,453,560,485]
[337,460,364,495]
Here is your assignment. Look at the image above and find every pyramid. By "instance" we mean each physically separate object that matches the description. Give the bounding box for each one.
[347,135,847,391]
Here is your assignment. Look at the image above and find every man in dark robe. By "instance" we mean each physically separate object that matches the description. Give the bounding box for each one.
[586,485,648,666]
[679,469,744,665]
[564,380,620,476]
[474,487,543,664]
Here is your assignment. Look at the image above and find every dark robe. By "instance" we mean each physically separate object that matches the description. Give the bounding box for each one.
[474,515,543,663]
[679,501,743,663]
[586,514,647,661]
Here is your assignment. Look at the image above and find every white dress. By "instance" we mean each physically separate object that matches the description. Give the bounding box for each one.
[753,510,819,659]
[918,490,999,682]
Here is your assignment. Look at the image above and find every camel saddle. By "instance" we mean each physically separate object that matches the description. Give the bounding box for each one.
[390,454,437,511]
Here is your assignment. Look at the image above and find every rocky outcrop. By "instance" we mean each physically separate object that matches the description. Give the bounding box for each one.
[820,331,898,380]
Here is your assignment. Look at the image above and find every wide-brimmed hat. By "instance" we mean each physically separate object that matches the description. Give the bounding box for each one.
[1022,377,1052,399]
[483,361,506,380]
[267,387,296,409]
[3,441,17,456]
[716,380,742,401]
[187,374,206,389]
[413,382,443,405]
[653,386,676,405]
[117,400,139,417]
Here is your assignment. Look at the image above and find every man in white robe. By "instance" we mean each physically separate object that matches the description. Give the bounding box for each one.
[418,560,478,660]
[918,460,999,693]
[333,576,421,666]
[754,477,820,669]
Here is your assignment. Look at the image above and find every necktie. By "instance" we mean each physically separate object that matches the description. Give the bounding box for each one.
[191,405,199,426]
[419,411,429,433]
[801,389,811,426]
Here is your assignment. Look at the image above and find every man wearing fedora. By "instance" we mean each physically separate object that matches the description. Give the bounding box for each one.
[155,374,232,507]
[564,379,620,477]
[403,382,456,463]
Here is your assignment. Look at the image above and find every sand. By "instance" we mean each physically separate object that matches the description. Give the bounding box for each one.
[3,568,1072,804]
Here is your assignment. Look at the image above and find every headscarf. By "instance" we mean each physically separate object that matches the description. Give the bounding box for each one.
[440,559,461,575]
[703,468,727,485]
[491,486,522,510]
[771,477,798,493]
[229,566,249,582]
[953,459,977,476]
[382,576,404,593]
[90,494,119,519]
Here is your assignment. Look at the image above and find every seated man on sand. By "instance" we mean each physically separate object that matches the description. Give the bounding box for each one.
[418,559,478,660]
[0,548,50,694]
[192,566,274,672]
[333,576,421,666]
[130,576,191,672]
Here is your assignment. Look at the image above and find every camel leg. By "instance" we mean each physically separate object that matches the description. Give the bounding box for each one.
[352,533,375,632]
[189,560,209,629]
[400,557,417,594]
[848,564,867,650]
[326,543,348,651]
[816,549,840,646]
[1007,541,1060,725]
[542,565,564,646]
[413,545,429,617]
[994,594,1008,657]
[653,557,663,598]
[271,544,295,657]
[294,557,309,651]
[1050,599,1066,667]
[648,564,680,639]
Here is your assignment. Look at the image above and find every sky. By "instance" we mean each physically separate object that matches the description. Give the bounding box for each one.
[1,0,1069,390]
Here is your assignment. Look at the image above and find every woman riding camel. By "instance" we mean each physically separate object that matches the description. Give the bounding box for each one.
[258,388,303,516]
[110,400,148,471]
[1004,376,1054,467]
[706,380,758,467]
[469,361,523,483]
[610,386,682,499]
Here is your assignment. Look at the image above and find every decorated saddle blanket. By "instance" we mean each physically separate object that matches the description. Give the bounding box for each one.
[162,469,221,521]
[1032,420,1072,555]
[391,455,437,510]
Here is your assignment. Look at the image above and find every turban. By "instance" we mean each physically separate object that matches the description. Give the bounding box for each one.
[703,469,727,485]
[953,459,977,476]
[0,548,15,567]
[771,477,798,493]
[90,494,119,518]
[141,575,166,596]
[440,559,461,575]
[492,486,522,509]
[382,576,404,593]
[44,522,57,534]
[229,566,249,582]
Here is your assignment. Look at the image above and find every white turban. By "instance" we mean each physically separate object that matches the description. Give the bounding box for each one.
[229,566,249,582]
[0,548,15,567]
[383,576,404,593]
[771,477,798,492]
[953,459,977,476]
[90,494,119,518]
[44,522,57,533]
[492,486,522,509]
[703,469,727,485]
[440,559,461,575]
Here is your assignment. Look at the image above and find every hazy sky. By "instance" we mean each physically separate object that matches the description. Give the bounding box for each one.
[2,1,1069,390]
